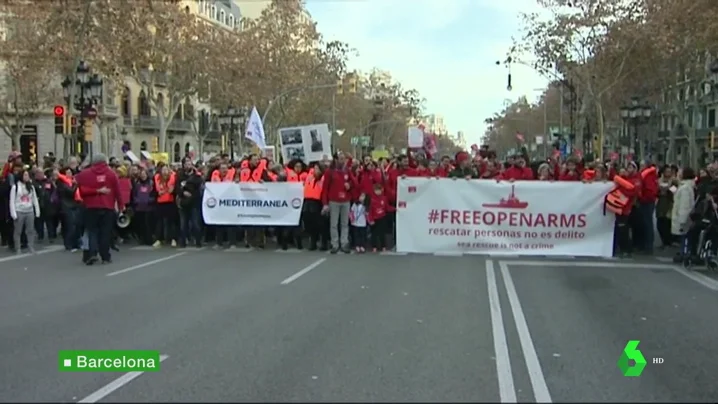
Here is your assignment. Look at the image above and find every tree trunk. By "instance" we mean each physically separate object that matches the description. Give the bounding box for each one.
[158,115,167,153]
[198,136,205,158]
[595,101,605,161]
[10,131,21,152]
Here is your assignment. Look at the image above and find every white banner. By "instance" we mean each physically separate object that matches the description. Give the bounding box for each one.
[397,178,615,257]
[202,182,304,226]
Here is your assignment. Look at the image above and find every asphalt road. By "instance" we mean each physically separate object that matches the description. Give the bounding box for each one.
[1,246,717,402]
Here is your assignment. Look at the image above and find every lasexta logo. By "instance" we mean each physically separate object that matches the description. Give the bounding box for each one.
[617,340,647,376]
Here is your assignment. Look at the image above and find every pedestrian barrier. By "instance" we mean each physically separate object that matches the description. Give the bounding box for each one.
[396,178,615,257]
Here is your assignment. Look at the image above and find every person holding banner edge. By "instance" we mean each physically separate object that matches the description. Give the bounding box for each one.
[321,152,356,254]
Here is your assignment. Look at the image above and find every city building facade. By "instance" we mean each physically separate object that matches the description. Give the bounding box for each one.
[0,0,271,162]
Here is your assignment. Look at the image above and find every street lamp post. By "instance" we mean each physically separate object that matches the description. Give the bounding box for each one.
[61,61,103,158]
[218,105,246,160]
[619,97,652,162]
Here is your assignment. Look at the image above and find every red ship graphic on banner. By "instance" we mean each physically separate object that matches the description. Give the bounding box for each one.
[482,185,529,209]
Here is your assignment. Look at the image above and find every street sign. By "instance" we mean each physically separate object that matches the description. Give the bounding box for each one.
[82,106,98,119]
[351,136,371,146]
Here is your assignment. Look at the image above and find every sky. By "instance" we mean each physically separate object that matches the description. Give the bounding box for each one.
[305,0,551,147]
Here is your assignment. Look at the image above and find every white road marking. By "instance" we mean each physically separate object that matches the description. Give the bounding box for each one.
[485,260,517,403]
[280,258,327,285]
[506,260,718,291]
[432,251,463,256]
[77,355,169,403]
[0,245,63,263]
[224,247,254,253]
[274,249,303,253]
[129,246,155,251]
[380,251,408,255]
[105,253,187,277]
[498,261,552,403]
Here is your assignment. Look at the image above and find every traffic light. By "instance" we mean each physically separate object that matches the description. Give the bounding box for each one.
[54,105,65,135]
[151,136,159,152]
[336,79,344,95]
[69,116,78,137]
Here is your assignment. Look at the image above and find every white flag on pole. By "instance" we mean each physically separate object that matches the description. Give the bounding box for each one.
[244,106,267,150]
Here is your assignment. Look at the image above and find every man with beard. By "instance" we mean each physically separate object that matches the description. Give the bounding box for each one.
[175,157,204,248]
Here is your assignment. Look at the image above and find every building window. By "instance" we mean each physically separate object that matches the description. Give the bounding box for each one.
[138,90,150,116]
[687,108,694,127]
[121,86,131,116]
[185,142,191,155]
[173,142,181,162]
[140,141,147,151]
[220,10,225,23]
[211,5,216,19]
[709,108,716,128]
[229,16,234,28]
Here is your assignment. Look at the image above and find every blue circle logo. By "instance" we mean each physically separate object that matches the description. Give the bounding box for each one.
[205,197,217,208]
[291,198,302,209]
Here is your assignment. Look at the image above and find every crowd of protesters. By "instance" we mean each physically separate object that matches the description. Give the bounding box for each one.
[1,145,715,263]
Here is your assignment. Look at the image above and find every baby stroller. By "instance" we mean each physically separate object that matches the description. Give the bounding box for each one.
[682,202,718,272]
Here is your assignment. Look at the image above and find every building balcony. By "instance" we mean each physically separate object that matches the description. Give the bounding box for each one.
[99,104,119,117]
[125,115,192,132]
[167,119,192,131]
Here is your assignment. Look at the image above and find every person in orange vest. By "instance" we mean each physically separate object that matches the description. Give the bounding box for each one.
[153,164,178,248]
[237,155,271,248]
[210,162,237,249]
[273,165,303,250]
[56,166,83,252]
[287,159,307,183]
[174,157,204,248]
[303,164,329,251]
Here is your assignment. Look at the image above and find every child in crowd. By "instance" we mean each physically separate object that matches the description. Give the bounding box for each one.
[368,183,388,252]
[350,193,368,253]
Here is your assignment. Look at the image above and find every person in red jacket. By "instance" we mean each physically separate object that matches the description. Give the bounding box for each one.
[386,155,418,246]
[356,161,380,200]
[558,158,582,181]
[425,160,445,177]
[321,152,356,254]
[75,153,124,265]
[638,163,659,253]
[368,183,388,252]
[501,155,534,180]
